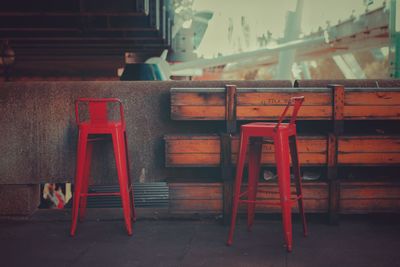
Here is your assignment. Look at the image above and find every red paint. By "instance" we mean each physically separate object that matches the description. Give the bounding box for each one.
[70,98,136,236]
[227,97,308,252]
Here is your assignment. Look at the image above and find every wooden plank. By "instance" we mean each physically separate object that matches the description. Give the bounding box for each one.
[170,87,400,120]
[338,153,400,164]
[338,136,400,153]
[169,184,222,200]
[164,135,220,140]
[343,106,400,119]
[171,106,225,120]
[345,91,400,105]
[339,182,400,213]
[237,92,331,106]
[248,183,329,199]
[340,199,400,213]
[171,92,225,106]
[166,139,220,154]
[168,182,328,214]
[231,137,327,153]
[236,106,332,120]
[171,88,333,120]
[167,150,326,166]
[166,136,327,154]
[166,154,220,167]
[165,135,328,166]
[231,153,327,165]
[169,182,223,214]
[337,136,400,164]
[341,186,400,199]
[241,199,329,213]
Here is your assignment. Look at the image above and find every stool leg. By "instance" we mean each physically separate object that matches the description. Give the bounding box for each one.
[79,141,93,221]
[112,129,133,236]
[247,138,262,232]
[289,135,308,237]
[124,132,136,222]
[70,130,88,236]
[274,133,293,252]
[227,131,248,246]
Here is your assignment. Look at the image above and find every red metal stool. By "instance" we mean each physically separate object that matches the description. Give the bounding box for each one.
[70,98,136,236]
[227,96,307,252]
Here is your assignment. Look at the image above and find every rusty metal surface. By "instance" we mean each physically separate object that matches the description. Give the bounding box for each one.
[224,84,237,134]
[0,80,292,185]
[294,79,400,88]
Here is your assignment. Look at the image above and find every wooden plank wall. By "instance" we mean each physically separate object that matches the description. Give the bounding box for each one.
[171,88,332,120]
[165,135,400,166]
[171,87,400,121]
[165,135,327,167]
[344,89,400,119]
[340,182,400,213]
[338,136,400,165]
[169,183,223,214]
[167,84,400,216]
[168,182,328,214]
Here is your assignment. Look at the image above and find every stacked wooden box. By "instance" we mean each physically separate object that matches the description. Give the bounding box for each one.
[165,81,400,220]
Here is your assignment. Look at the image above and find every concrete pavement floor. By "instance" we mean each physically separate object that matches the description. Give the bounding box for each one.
[1,210,400,267]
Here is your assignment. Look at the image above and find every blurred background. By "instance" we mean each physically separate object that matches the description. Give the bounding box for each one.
[0,0,399,81]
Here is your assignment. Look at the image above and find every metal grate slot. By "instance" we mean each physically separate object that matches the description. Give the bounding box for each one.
[69,182,169,208]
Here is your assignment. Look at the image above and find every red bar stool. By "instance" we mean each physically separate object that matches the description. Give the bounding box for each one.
[70,98,136,236]
[227,96,307,252]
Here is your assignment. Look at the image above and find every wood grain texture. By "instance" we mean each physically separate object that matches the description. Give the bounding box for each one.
[340,182,400,213]
[343,106,400,119]
[169,183,222,213]
[345,91,400,105]
[168,182,328,213]
[166,135,400,166]
[165,135,327,167]
[171,88,400,120]
[338,136,400,152]
[236,106,332,120]
[237,92,331,106]
[338,136,400,164]
[171,92,225,106]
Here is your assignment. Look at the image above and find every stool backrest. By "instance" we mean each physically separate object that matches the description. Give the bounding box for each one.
[275,96,305,130]
[75,98,125,125]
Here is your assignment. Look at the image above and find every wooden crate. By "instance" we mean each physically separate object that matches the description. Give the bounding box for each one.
[340,181,400,213]
[164,134,327,167]
[171,87,400,120]
[168,84,400,217]
[338,136,400,165]
[168,182,223,214]
[171,88,332,120]
[168,181,328,214]
[344,88,400,119]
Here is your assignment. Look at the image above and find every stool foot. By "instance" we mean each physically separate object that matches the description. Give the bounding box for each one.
[127,226,133,236]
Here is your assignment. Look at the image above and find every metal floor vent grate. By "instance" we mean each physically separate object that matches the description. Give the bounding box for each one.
[75,182,169,208]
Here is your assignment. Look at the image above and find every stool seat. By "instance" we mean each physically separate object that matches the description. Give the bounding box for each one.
[70,98,136,236]
[241,122,297,136]
[78,121,125,133]
[227,96,307,252]
[79,121,125,128]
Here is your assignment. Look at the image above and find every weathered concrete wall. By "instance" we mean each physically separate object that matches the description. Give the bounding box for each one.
[0,185,40,216]
[0,80,292,185]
